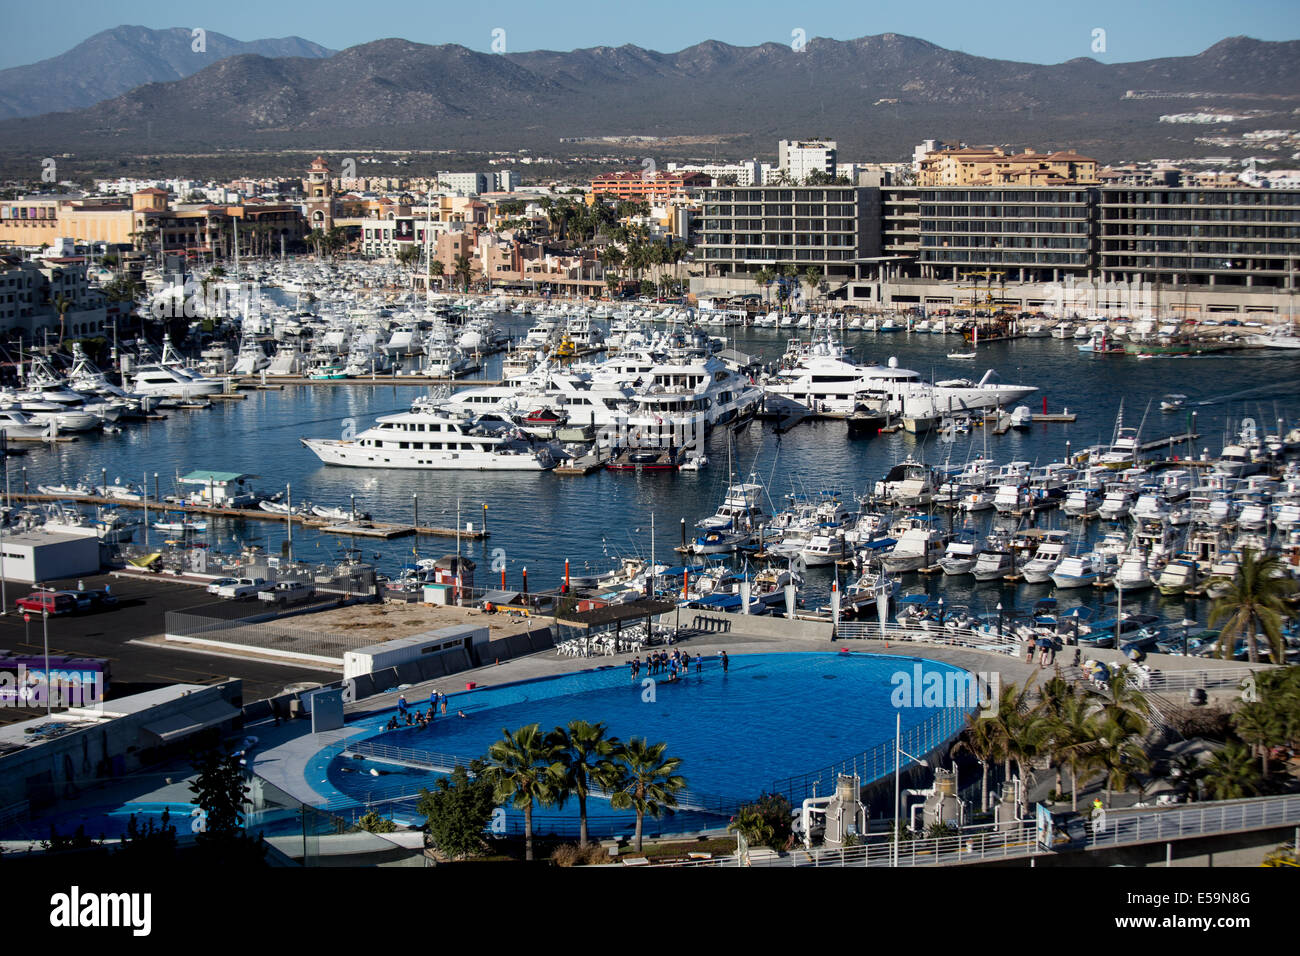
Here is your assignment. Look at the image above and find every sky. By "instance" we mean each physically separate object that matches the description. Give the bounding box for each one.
[2,0,1298,70]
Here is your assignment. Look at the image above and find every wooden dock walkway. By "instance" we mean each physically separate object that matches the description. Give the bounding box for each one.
[6,492,487,540]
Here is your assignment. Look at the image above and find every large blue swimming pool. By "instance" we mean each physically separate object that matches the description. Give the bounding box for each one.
[312,651,975,837]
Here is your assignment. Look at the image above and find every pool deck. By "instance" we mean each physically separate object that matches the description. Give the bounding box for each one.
[246,629,1081,813]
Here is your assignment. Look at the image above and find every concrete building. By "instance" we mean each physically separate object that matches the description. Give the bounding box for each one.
[778,140,838,184]
[698,185,881,284]
[0,256,108,340]
[439,172,489,196]
[0,530,101,584]
[494,170,521,192]
[590,171,711,203]
[918,147,1099,187]
[0,682,242,810]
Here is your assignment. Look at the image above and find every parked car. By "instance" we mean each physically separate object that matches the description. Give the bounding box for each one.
[206,577,239,596]
[15,591,78,615]
[215,577,271,599]
[257,581,315,604]
[69,589,119,611]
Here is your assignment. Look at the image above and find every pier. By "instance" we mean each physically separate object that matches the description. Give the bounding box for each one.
[6,493,488,540]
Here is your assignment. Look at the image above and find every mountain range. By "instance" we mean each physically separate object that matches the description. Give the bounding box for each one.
[1,31,1297,163]
[0,25,333,121]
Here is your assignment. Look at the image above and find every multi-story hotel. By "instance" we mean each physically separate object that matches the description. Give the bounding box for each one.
[918,147,1099,187]
[590,171,711,203]
[698,185,881,284]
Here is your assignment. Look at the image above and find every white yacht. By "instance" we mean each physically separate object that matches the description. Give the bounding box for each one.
[1051,553,1108,589]
[1020,535,1069,584]
[300,406,555,471]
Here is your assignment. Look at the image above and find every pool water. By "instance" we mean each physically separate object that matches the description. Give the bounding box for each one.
[316,652,974,836]
[1,801,201,841]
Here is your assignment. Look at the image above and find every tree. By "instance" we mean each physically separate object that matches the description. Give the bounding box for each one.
[453,254,474,293]
[730,793,792,851]
[53,293,73,343]
[357,811,398,834]
[1095,664,1151,738]
[429,259,446,290]
[114,809,178,863]
[607,737,686,852]
[1202,741,1263,800]
[950,717,1002,813]
[483,724,560,862]
[1208,548,1296,664]
[396,245,422,270]
[1048,692,1103,810]
[417,760,496,859]
[802,266,823,308]
[753,267,775,308]
[546,720,622,847]
[1094,716,1151,808]
[189,746,266,866]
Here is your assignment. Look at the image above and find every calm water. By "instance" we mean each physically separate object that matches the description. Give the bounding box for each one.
[316,651,971,833]
[19,317,1300,628]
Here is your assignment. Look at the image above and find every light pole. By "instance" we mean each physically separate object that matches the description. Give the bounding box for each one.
[42,607,50,716]
[893,711,929,867]
[1182,617,1196,658]
[996,601,1003,640]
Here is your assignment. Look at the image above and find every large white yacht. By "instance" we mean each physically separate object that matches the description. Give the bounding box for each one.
[300,405,555,471]
[764,341,1035,416]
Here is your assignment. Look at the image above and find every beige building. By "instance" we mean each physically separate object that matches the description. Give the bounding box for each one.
[919,147,1099,187]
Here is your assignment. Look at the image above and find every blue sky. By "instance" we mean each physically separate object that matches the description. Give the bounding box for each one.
[3,0,1298,70]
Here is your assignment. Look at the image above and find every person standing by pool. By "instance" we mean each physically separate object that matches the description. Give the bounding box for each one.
[440,694,447,716]
[720,651,729,673]
[429,691,438,717]
[398,695,408,716]
[694,653,702,675]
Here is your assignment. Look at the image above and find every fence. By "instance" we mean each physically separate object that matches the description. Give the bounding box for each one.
[661,793,1300,867]
[766,705,972,808]
[835,623,1020,656]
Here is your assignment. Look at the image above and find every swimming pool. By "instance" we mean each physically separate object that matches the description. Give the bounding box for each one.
[313,651,976,838]
[0,802,201,842]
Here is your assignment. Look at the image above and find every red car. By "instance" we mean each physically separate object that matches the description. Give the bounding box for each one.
[15,592,78,615]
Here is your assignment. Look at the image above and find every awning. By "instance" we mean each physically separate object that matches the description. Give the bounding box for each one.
[129,553,162,568]
[141,699,240,744]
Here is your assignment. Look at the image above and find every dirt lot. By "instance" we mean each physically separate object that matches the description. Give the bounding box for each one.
[305,599,547,640]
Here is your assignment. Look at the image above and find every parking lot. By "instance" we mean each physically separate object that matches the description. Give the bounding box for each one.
[0,572,339,724]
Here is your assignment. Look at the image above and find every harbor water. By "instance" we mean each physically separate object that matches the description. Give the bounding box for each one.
[18,315,1300,630]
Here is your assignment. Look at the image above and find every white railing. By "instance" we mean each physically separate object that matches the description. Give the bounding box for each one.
[658,794,1300,867]
[834,623,1020,655]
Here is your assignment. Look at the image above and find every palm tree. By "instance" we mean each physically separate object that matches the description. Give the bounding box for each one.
[483,724,560,862]
[545,720,621,847]
[950,717,1002,813]
[429,259,445,290]
[1094,716,1151,808]
[754,267,775,309]
[802,266,823,309]
[1231,702,1285,777]
[53,293,73,344]
[607,738,686,852]
[453,254,473,292]
[1208,548,1296,664]
[1049,692,1102,810]
[1202,741,1263,800]
[1095,664,1150,737]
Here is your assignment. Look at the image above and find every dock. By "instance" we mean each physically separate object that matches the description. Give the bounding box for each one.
[6,493,488,540]
[554,453,608,476]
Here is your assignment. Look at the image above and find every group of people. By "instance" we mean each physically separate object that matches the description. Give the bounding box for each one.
[386,691,464,730]
[629,649,729,682]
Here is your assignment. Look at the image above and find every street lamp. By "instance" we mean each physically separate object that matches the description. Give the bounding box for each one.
[996,602,1004,640]
[893,711,930,867]
[937,596,944,627]
[1182,617,1196,658]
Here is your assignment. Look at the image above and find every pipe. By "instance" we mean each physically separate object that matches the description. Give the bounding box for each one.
[800,794,833,849]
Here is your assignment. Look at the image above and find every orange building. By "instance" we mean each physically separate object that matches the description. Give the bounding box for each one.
[919,147,1099,187]
[590,171,711,203]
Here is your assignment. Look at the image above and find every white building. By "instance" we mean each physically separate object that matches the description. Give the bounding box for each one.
[0,530,100,584]
[439,172,489,195]
[494,170,520,192]
[778,140,838,183]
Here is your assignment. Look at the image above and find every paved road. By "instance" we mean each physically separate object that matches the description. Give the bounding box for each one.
[0,572,338,723]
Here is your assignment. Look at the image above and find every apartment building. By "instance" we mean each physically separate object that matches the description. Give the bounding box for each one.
[777,140,838,184]
[698,185,880,283]
[591,171,711,203]
[0,256,107,340]
[918,147,1099,187]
